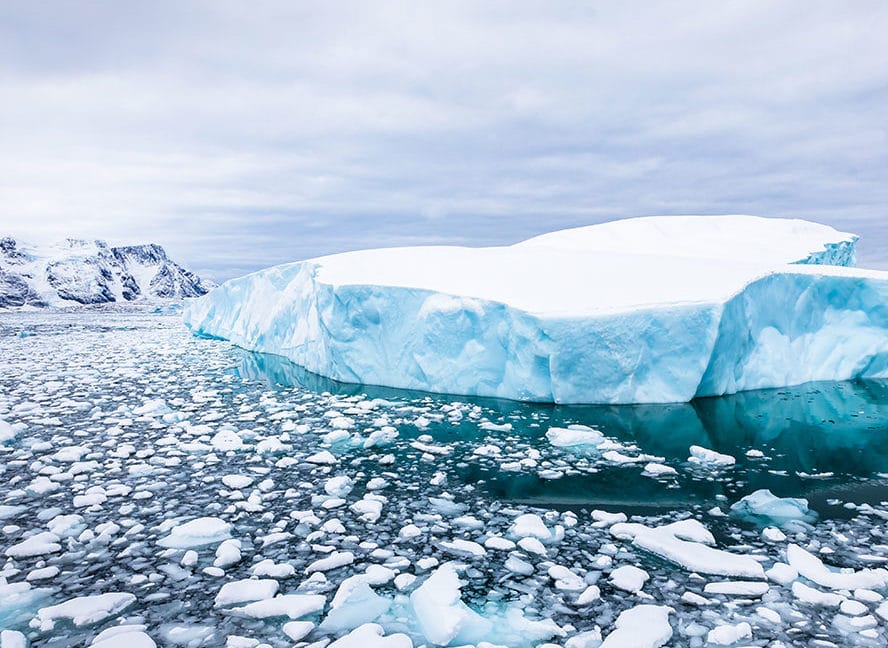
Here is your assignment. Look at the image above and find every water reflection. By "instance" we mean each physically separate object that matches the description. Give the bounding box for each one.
[236,350,888,516]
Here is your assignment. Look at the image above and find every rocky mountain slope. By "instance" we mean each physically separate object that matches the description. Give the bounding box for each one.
[0,237,213,308]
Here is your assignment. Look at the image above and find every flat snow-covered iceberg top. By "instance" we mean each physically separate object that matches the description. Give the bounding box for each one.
[184,215,888,404]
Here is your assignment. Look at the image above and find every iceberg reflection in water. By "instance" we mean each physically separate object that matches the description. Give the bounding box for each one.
[236,350,888,518]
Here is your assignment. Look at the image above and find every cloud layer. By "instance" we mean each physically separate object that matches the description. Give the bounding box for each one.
[2,1,887,279]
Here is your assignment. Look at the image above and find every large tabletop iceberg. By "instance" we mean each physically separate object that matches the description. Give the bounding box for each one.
[184,216,888,404]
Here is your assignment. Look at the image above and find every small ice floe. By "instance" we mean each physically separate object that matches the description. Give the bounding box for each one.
[642,463,677,477]
[609,565,649,593]
[545,425,604,448]
[787,544,888,590]
[687,445,735,467]
[224,594,326,619]
[599,604,673,647]
[90,624,156,648]
[319,578,390,633]
[508,513,562,544]
[478,421,512,432]
[730,489,816,527]
[133,399,171,417]
[440,539,487,558]
[32,593,136,630]
[214,579,279,607]
[0,419,21,443]
[703,581,770,596]
[1,630,28,648]
[221,474,253,490]
[409,563,563,646]
[158,517,232,548]
[306,551,354,574]
[610,519,765,578]
[5,532,61,558]
[327,623,412,648]
[211,430,244,452]
[792,581,843,606]
[706,622,752,646]
[324,476,354,498]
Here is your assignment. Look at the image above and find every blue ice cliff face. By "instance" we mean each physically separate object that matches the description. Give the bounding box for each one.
[183,216,888,404]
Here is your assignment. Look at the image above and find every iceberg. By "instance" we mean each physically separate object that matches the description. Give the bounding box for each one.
[184,215,888,404]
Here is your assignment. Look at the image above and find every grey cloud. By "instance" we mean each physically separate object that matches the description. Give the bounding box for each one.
[1,1,886,280]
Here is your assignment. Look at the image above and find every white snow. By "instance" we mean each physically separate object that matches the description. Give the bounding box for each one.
[184,215,888,404]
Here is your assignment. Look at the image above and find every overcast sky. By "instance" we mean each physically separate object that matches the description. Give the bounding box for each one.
[1,1,887,280]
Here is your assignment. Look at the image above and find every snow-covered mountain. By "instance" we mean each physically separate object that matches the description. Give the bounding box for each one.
[0,237,214,308]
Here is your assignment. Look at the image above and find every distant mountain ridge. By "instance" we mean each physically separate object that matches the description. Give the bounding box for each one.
[0,237,214,308]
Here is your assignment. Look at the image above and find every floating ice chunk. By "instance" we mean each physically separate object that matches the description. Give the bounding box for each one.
[52,445,90,463]
[133,399,171,416]
[642,463,677,477]
[214,539,242,568]
[0,630,25,648]
[410,564,493,645]
[251,559,295,579]
[324,476,354,498]
[282,621,314,641]
[215,579,279,607]
[509,513,550,539]
[609,565,649,593]
[549,565,586,591]
[730,490,816,526]
[222,475,254,490]
[787,544,888,590]
[225,594,325,619]
[688,446,735,466]
[440,539,487,558]
[600,604,673,648]
[483,536,515,551]
[6,532,61,558]
[518,537,547,556]
[611,519,765,579]
[328,623,413,648]
[47,514,86,538]
[703,581,769,596]
[592,510,627,527]
[91,624,156,648]
[211,430,244,452]
[33,592,136,630]
[157,517,232,548]
[306,551,354,574]
[320,580,390,632]
[577,585,601,605]
[351,496,384,523]
[762,526,787,542]
[27,566,59,582]
[546,425,604,448]
[0,419,20,443]
[792,581,844,606]
[307,451,337,465]
[706,622,752,646]
[765,562,798,585]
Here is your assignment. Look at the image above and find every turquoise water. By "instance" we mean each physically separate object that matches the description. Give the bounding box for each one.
[237,351,888,520]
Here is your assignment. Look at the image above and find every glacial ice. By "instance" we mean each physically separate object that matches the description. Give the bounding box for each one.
[184,215,888,404]
[730,489,817,526]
